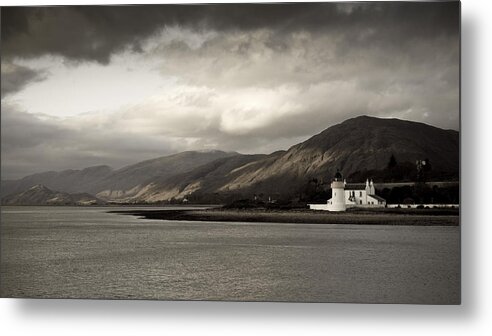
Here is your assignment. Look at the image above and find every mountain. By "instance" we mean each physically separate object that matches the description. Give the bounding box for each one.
[1,116,459,204]
[93,150,239,201]
[1,150,238,201]
[133,116,459,202]
[221,115,458,191]
[136,153,276,202]
[294,115,458,174]
[1,185,105,206]
[1,165,113,198]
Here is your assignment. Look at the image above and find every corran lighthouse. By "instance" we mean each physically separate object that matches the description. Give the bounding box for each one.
[308,170,386,211]
[329,170,346,211]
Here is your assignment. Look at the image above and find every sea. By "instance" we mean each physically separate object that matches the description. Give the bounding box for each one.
[0,206,460,304]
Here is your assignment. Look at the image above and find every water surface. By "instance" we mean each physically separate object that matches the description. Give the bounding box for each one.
[0,206,460,303]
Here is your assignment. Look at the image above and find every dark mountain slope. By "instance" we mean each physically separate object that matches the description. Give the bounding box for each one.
[136,153,274,202]
[1,150,238,200]
[93,150,239,200]
[1,165,113,197]
[1,116,459,203]
[138,116,459,201]
[295,115,458,173]
[1,184,104,205]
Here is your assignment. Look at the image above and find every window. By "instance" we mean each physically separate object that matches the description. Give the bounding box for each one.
[360,200,362,205]
[359,191,362,197]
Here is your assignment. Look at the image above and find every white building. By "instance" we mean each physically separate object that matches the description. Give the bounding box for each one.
[309,171,386,211]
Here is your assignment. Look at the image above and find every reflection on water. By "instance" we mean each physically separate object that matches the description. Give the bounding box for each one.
[0,206,460,303]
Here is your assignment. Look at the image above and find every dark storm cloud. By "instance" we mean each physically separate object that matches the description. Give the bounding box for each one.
[1,2,459,63]
[1,2,460,179]
[1,63,45,96]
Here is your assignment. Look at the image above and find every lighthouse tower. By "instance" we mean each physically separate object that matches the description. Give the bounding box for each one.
[329,170,346,211]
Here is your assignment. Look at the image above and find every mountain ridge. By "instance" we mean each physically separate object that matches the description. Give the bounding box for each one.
[1,184,105,206]
[1,150,238,199]
[1,116,459,204]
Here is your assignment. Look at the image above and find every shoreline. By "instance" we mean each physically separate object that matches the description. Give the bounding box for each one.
[111,208,459,226]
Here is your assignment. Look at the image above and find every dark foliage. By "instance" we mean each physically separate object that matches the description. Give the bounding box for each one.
[387,154,397,169]
[380,184,459,204]
[297,178,332,203]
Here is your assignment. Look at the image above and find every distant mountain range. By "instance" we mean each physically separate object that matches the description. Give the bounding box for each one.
[1,184,104,206]
[1,150,238,202]
[1,116,459,205]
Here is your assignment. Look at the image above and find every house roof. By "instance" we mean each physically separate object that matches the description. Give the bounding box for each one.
[368,194,386,202]
[345,183,366,190]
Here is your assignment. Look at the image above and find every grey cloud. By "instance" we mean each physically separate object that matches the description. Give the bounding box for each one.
[152,17,458,91]
[1,105,181,179]
[1,63,46,96]
[2,2,459,63]
[0,102,327,179]
[0,2,460,179]
[1,104,68,149]
[146,22,458,130]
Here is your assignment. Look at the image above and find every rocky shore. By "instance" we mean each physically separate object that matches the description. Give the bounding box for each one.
[111,208,459,226]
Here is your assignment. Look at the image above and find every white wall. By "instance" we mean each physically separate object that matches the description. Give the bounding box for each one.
[308,204,330,211]
[345,190,367,205]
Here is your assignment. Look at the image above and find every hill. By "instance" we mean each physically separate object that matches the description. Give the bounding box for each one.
[133,116,459,202]
[1,116,459,204]
[92,150,239,201]
[1,150,238,201]
[1,165,113,197]
[1,185,105,206]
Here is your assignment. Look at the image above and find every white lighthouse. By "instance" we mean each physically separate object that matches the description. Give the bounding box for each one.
[328,170,346,211]
[308,171,386,211]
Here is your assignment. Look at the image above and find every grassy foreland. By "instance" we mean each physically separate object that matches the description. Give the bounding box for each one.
[112,208,459,226]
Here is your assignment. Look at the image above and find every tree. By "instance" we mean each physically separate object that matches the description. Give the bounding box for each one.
[387,154,397,169]
[416,158,432,182]
[423,158,432,172]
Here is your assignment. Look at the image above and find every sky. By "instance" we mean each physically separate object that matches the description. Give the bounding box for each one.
[1,2,460,180]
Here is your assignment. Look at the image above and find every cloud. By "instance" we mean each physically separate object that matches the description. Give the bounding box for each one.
[0,2,460,179]
[1,62,45,96]
[140,24,459,132]
[1,3,459,63]
[0,104,183,179]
